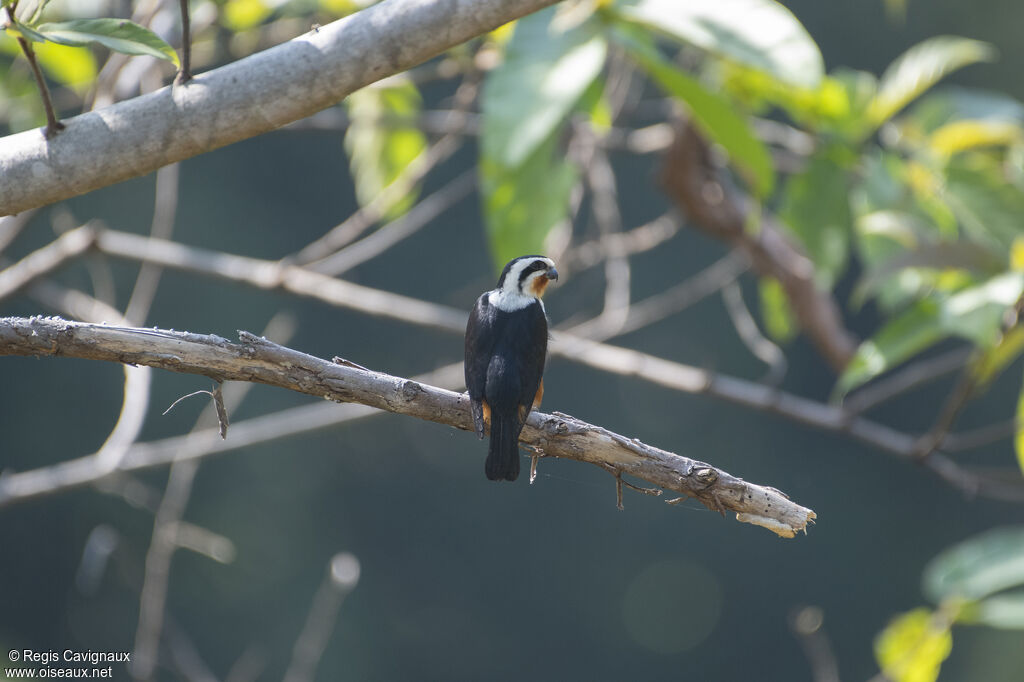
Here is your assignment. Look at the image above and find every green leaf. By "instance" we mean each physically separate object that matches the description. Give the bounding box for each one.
[778,150,852,288]
[907,86,1024,135]
[758,277,796,342]
[836,299,945,397]
[33,41,97,94]
[481,134,577,271]
[34,18,179,65]
[481,7,607,168]
[836,272,1024,396]
[10,19,50,44]
[971,325,1024,388]
[618,31,774,196]
[868,36,996,128]
[1016,378,1024,475]
[923,526,1024,603]
[873,608,952,682]
[854,238,1004,308]
[222,0,273,32]
[614,0,824,87]
[929,119,1022,157]
[943,156,1024,252]
[970,592,1024,629]
[343,76,428,220]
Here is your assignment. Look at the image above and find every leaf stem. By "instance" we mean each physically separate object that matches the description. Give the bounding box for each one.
[176,0,192,84]
[6,5,65,138]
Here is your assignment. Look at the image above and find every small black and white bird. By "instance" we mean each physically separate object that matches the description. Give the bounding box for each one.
[464,255,559,481]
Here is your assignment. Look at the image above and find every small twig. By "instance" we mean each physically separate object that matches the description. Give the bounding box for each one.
[0,210,37,255]
[8,8,64,138]
[283,553,361,682]
[942,418,1016,453]
[212,383,229,439]
[562,212,680,273]
[176,0,193,84]
[292,75,479,266]
[580,129,631,336]
[0,224,99,303]
[162,389,216,416]
[308,169,476,276]
[913,369,978,460]
[790,606,842,682]
[124,163,180,325]
[332,356,370,371]
[914,293,1024,459]
[162,386,229,438]
[564,251,748,340]
[722,281,787,385]
[844,347,972,415]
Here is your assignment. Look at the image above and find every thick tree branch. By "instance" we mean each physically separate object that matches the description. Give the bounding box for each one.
[0,316,815,537]
[6,226,1017,500]
[660,121,858,371]
[0,0,561,216]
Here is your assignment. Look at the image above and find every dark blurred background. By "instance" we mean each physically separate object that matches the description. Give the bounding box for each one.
[2,1,1024,680]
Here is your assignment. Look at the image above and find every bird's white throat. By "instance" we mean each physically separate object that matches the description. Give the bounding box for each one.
[488,288,544,312]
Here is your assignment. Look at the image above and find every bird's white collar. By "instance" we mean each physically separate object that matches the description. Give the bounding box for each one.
[488,288,544,312]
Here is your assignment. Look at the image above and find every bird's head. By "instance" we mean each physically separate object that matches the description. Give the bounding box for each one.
[497,255,559,301]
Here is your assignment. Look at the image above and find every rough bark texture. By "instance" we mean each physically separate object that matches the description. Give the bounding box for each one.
[0,316,816,536]
[0,0,561,215]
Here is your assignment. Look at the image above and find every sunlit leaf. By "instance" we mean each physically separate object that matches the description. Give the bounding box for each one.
[618,31,774,196]
[907,86,1024,135]
[578,76,612,134]
[223,0,273,31]
[481,134,578,271]
[971,326,1024,388]
[854,239,1003,309]
[344,76,428,220]
[35,19,179,65]
[614,0,824,87]
[868,36,995,128]
[1017,378,1024,474]
[758,277,796,342]
[837,272,1024,396]
[10,19,50,43]
[923,526,1024,603]
[929,119,1022,157]
[32,41,97,94]
[836,299,944,397]
[777,150,851,288]
[317,0,363,16]
[481,7,607,168]
[970,592,1024,629]
[874,608,952,682]
[24,0,52,25]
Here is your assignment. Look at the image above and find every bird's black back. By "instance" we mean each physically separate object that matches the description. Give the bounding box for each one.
[464,294,548,413]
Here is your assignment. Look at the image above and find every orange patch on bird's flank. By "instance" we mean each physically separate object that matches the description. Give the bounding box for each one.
[533,379,544,409]
[482,400,491,426]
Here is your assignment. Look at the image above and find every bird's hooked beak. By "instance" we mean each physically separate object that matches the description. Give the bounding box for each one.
[546,267,559,282]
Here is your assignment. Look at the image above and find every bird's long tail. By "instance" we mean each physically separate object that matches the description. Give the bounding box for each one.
[486,415,521,481]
